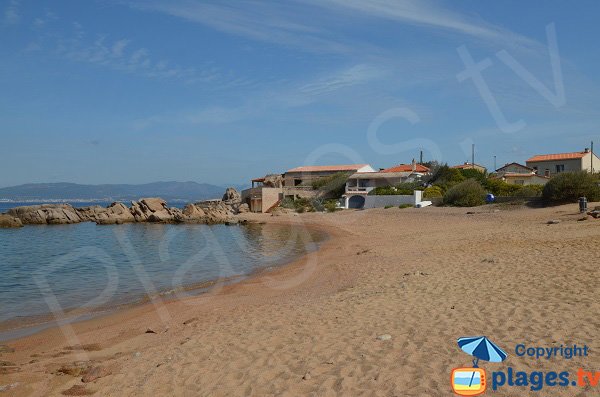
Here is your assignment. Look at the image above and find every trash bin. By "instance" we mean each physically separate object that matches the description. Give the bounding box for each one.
[579,197,588,213]
[486,193,495,203]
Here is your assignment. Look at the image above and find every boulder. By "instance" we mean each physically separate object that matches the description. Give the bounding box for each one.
[222,188,241,205]
[182,204,206,219]
[78,203,135,225]
[8,204,82,225]
[237,203,250,213]
[263,174,284,188]
[0,214,23,228]
[140,198,167,213]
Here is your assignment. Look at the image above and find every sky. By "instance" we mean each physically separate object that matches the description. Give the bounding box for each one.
[1,0,600,187]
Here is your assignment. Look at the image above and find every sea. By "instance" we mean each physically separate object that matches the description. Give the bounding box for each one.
[0,201,325,340]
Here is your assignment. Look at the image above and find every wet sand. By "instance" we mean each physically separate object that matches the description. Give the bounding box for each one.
[2,203,600,396]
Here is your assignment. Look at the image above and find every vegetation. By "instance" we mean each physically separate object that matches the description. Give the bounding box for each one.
[368,182,422,196]
[324,199,340,213]
[311,172,351,198]
[443,179,486,207]
[542,171,600,203]
[423,185,443,198]
[398,204,412,209]
[384,205,394,209]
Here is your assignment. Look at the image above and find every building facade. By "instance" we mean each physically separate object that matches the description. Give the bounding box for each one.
[525,149,600,177]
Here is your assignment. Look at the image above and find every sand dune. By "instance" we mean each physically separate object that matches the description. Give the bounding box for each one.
[2,203,600,396]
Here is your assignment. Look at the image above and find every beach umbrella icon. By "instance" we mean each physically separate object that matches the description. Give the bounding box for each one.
[458,336,507,367]
[457,336,507,389]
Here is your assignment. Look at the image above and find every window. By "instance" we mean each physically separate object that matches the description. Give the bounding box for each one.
[555,164,565,173]
[294,179,302,186]
[532,166,538,174]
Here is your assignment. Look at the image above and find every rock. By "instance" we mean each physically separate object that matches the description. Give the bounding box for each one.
[222,188,241,205]
[263,174,284,188]
[140,198,167,213]
[182,204,205,219]
[237,203,249,213]
[0,214,22,228]
[376,334,392,341]
[587,210,600,219]
[61,385,94,396]
[145,328,156,334]
[81,366,111,383]
[547,220,561,224]
[8,204,82,225]
[0,383,19,393]
[302,372,311,380]
[79,203,135,225]
[183,317,198,326]
[57,361,92,377]
[0,361,20,374]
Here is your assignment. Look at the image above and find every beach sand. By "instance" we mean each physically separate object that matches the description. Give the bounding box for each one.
[2,203,600,396]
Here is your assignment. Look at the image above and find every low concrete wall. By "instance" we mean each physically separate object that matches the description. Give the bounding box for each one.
[363,191,423,209]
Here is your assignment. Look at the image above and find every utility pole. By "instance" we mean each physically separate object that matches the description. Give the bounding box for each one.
[420,150,423,164]
[494,155,497,171]
[472,144,475,169]
[592,141,595,174]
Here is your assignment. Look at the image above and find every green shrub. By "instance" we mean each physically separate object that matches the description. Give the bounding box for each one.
[369,186,397,195]
[423,185,443,198]
[459,168,487,182]
[443,179,486,207]
[369,183,421,196]
[324,199,340,213]
[398,204,412,209]
[384,205,394,209]
[510,185,543,198]
[311,172,351,198]
[542,171,600,203]
[483,178,521,196]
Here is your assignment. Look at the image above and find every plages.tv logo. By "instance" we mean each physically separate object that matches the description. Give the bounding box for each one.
[451,336,508,396]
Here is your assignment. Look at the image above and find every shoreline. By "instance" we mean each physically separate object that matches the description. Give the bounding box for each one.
[0,217,329,342]
[4,204,600,396]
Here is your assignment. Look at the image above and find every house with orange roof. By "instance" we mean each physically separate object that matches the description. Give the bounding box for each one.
[492,163,549,185]
[451,162,487,173]
[525,148,599,177]
[343,160,430,208]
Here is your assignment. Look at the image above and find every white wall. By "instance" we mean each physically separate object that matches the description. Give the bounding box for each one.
[361,191,423,209]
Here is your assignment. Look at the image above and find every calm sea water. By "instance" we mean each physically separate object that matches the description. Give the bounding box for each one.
[0,200,186,213]
[0,220,324,339]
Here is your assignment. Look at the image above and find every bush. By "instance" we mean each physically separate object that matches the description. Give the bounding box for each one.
[443,179,486,207]
[510,185,543,198]
[384,205,394,209]
[483,178,522,196]
[398,204,412,209]
[311,172,351,198]
[423,185,443,198]
[542,171,600,203]
[369,182,421,196]
[324,199,340,213]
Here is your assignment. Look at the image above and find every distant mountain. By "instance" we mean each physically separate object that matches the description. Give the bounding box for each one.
[0,182,228,202]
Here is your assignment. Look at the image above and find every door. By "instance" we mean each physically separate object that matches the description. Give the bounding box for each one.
[348,195,365,209]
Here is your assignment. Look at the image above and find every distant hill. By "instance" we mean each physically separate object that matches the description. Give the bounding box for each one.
[0,182,228,202]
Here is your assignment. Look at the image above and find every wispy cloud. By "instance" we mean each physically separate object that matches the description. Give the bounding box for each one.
[299,64,385,95]
[3,0,20,25]
[313,0,539,50]
[125,0,365,54]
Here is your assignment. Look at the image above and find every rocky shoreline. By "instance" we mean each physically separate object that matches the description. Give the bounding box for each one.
[0,188,249,228]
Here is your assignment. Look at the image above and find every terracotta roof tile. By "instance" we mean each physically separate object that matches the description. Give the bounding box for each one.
[381,164,430,173]
[526,152,587,162]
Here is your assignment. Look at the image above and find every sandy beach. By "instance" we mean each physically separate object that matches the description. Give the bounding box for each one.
[2,203,600,396]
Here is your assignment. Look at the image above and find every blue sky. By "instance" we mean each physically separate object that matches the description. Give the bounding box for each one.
[1,0,600,187]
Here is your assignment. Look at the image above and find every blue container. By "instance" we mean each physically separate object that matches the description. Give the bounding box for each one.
[486,193,495,203]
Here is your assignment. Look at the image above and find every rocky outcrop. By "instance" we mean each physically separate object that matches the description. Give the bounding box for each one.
[7,204,82,225]
[0,214,22,228]
[78,203,136,225]
[263,174,284,188]
[4,188,246,226]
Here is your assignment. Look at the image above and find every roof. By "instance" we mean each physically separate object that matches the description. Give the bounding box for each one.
[251,177,265,182]
[350,171,416,180]
[496,162,533,172]
[381,164,430,173]
[452,163,486,170]
[286,164,369,173]
[526,151,588,162]
[500,173,549,179]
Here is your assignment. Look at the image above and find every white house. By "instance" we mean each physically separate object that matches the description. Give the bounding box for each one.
[526,148,600,177]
